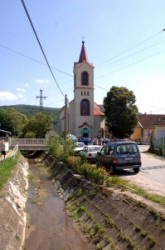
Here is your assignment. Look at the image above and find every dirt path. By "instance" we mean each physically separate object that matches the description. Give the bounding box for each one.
[24,159,94,250]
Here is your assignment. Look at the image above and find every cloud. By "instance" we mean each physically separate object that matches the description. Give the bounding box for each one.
[16,87,26,93]
[36,79,50,84]
[0,91,17,101]
[17,93,25,98]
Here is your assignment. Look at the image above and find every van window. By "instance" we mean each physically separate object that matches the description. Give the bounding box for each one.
[116,144,138,154]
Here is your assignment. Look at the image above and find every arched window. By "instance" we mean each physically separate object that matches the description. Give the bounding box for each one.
[81,71,89,85]
[80,99,90,116]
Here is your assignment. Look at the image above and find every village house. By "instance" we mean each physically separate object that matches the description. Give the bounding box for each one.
[131,114,165,143]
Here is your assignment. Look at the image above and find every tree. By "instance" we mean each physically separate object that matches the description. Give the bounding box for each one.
[103,86,138,138]
[22,112,52,138]
[0,108,28,136]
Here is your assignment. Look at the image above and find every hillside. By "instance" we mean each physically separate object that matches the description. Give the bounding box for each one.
[0,104,60,122]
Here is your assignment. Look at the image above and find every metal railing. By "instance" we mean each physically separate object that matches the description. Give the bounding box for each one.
[10,138,49,151]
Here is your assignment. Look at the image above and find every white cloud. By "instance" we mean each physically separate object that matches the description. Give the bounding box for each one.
[0,92,17,101]
[36,79,49,84]
[17,93,25,98]
[16,87,26,93]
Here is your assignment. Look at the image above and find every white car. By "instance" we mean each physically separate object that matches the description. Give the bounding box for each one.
[79,145,102,163]
[73,142,85,155]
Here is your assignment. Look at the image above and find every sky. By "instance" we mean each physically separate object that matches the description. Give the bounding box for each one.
[0,0,165,114]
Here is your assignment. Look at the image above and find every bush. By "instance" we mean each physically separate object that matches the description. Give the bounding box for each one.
[67,156,110,185]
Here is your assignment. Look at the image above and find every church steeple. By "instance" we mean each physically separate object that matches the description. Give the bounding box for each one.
[78,41,88,63]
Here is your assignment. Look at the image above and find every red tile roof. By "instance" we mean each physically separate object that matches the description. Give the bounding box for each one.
[94,103,104,116]
[138,114,165,128]
[78,41,88,63]
[154,117,165,126]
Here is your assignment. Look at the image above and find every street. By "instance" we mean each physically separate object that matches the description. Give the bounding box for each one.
[120,145,165,196]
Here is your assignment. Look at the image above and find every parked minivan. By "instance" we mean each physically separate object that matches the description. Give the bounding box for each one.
[96,141,141,174]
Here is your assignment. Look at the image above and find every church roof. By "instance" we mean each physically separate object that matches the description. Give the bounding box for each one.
[94,103,104,116]
[78,41,88,62]
[74,41,94,68]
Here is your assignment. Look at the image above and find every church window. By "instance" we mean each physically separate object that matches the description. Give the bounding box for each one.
[81,91,83,96]
[87,91,89,96]
[81,71,89,85]
[80,99,90,116]
[84,91,86,96]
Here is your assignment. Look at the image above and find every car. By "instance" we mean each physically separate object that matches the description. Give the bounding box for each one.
[73,142,85,155]
[78,137,92,145]
[79,145,102,163]
[96,140,141,174]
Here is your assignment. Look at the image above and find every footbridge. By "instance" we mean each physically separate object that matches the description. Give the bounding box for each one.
[10,138,49,151]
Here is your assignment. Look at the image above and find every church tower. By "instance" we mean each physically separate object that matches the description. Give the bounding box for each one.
[72,41,95,137]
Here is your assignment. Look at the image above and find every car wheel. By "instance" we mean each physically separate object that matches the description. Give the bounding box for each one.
[133,167,140,174]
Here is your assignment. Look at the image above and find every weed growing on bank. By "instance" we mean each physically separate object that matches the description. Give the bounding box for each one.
[0,152,20,192]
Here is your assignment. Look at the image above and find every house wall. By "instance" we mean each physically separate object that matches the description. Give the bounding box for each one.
[130,127,141,141]
[94,116,104,138]
[154,126,165,139]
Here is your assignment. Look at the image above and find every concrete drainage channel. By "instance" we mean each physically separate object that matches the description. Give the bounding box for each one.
[0,156,28,250]
[0,153,165,250]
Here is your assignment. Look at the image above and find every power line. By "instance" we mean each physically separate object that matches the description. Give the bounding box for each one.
[97,29,164,69]
[95,49,165,80]
[96,39,165,73]
[0,44,73,77]
[20,0,64,97]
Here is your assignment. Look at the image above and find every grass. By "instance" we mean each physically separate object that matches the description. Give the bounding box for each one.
[0,153,20,192]
[118,179,165,207]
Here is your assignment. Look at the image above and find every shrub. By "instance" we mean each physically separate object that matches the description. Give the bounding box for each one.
[67,156,110,185]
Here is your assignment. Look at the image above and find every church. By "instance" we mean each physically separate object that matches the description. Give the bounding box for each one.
[59,41,108,139]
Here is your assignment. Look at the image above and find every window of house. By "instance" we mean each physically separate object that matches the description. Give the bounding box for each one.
[87,91,89,96]
[81,71,89,85]
[80,99,90,116]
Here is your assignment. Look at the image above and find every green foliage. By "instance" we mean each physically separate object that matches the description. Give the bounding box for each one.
[22,112,52,138]
[0,104,60,121]
[67,156,110,185]
[103,86,138,138]
[0,108,28,136]
[0,153,20,191]
[48,136,63,160]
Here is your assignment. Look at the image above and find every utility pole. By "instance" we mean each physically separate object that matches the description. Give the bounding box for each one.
[64,94,68,140]
[64,94,68,152]
[36,89,47,110]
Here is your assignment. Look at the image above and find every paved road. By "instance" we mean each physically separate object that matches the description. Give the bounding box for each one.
[141,152,165,185]
[138,145,165,185]
[121,145,165,196]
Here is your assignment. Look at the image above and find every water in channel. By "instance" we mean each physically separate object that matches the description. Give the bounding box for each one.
[24,158,94,250]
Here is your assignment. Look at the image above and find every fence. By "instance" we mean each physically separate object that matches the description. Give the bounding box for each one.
[150,137,165,156]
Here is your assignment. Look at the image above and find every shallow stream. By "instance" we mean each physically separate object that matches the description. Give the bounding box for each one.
[24,159,94,250]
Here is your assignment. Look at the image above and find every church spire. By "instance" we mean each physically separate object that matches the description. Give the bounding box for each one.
[78,40,88,63]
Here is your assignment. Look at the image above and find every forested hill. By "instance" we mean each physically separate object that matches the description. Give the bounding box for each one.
[0,104,60,122]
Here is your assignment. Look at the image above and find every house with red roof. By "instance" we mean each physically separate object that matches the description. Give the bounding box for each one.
[131,114,165,143]
[59,41,107,139]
